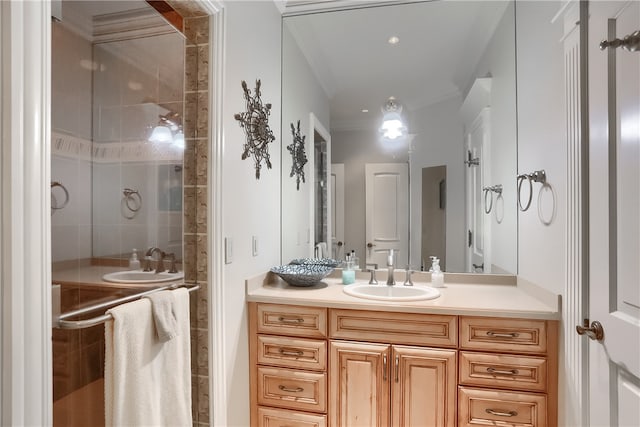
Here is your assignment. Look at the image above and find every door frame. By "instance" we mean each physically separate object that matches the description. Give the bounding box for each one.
[0,1,223,425]
[1,1,53,424]
[308,112,332,257]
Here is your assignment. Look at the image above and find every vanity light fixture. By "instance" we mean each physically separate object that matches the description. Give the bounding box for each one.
[148,111,184,148]
[148,124,173,143]
[379,97,407,140]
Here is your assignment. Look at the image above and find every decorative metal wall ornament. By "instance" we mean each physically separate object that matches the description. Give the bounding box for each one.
[287,120,308,190]
[234,80,275,179]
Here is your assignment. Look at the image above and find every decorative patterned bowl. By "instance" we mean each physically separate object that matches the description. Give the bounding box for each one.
[289,258,342,268]
[270,264,335,287]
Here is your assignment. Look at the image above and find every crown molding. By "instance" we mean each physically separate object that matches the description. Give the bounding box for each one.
[282,0,428,16]
[93,8,177,43]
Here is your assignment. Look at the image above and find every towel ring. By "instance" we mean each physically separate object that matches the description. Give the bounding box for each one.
[483,184,503,214]
[517,174,533,211]
[51,181,70,211]
[517,170,546,212]
[123,188,142,213]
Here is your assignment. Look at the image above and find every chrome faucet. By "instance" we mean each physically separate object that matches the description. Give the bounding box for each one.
[386,249,396,286]
[365,262,378,285]
[164,252,178,273]
[403,266,414,286]
[144,247,166,273]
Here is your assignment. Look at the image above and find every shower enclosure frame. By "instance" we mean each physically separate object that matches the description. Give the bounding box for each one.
[0,1,223,425]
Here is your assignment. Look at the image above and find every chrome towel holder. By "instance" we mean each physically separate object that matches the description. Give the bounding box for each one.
[122,188,142,219]
[517,170,546,211]
[51,181,69,213]
[483,184,503,214]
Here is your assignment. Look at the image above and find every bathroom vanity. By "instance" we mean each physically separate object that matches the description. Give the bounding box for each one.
[246,272,559,427]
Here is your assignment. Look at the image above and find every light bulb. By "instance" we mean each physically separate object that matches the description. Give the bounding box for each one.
[148,125,173,143]
[173,131,185,149]
[381,118,405,139]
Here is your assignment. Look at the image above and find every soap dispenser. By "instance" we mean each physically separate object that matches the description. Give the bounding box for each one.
[129,248,141,270]
[430,256,444,288]
[342,253,356,285]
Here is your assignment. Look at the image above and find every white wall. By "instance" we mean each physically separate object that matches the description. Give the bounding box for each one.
[281,23,330,263]
[516,2,572,425]
[469,2,518,274]
[409,96,466,272]
[516,1,565,295]
[221,2,282,425]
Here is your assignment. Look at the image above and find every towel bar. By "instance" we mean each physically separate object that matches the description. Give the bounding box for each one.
[52,283,200,330]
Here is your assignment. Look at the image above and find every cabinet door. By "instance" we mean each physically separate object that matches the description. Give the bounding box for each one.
[329,341,390,427]
[391,346,457,427]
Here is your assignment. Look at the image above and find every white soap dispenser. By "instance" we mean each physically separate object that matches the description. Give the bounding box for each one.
[430,256,444,288]
[129,248,141,270]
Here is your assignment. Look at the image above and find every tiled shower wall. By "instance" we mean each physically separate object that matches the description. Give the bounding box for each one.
[170,4,211,425]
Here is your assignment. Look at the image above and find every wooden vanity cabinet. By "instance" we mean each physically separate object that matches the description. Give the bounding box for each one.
[329,342,457,427]
[249,303,558,427]
[328,309,458,427]
[249,303,329,427]
[457,316,558,427]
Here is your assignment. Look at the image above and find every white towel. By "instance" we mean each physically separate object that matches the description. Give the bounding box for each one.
[104,288,192,427]
[144,290,179,342]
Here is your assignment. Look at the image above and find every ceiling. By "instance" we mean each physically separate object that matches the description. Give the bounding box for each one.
[283,0,510,130]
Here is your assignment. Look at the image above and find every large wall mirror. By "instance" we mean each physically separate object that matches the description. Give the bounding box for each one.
[281,0,518,274]
[51,0,186,271]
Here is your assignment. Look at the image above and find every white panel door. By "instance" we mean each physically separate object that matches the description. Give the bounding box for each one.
[331,163,345,260]
[588,2,640,426]
[464,109,490,273]
[365,163,408,269]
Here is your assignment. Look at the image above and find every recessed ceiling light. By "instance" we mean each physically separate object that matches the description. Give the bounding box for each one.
[362,109,369,113]
[388,36,400,45]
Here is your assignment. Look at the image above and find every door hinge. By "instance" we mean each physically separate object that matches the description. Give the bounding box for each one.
[468,230,473,248]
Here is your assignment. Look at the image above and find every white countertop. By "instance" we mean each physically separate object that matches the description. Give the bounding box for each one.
[246,271,560,320]
[52,265,183,290]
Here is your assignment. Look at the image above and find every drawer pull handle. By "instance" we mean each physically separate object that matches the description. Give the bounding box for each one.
[278,385,304,393]
[485,409,518,417]
[486,331,520,339]
[486,367,519,376]
[277,316,304,324]
[395,355,399,382]
[383,354,387,381]
[279,348,304,357]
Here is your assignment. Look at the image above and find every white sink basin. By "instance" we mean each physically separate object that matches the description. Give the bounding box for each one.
[102,270,184,284]
[343,283,441,302]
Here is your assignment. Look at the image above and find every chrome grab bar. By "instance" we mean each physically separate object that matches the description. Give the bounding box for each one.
[53,283,199,330]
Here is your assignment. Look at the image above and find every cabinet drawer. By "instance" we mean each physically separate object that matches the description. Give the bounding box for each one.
[257,367,327,413]
[459,352,548,392]
[257,407,327,427]
[258,335,327,371]
[257,304,327,338]
[458,387,547,427]
[459,317,547,354]
[330,309,457,347]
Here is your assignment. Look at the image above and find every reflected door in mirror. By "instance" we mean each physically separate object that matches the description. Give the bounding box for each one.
[365,163,409,268]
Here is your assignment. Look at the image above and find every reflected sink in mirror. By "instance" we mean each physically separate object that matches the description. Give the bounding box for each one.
[343,283,440,302]
[102,270,184,284]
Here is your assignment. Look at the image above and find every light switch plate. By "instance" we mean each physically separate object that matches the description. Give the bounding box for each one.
[224,237,233,264]
[252,235,258,257]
